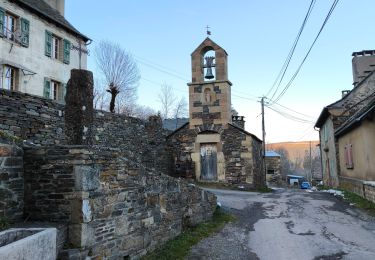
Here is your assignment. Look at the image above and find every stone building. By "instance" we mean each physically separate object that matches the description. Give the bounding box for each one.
[167,38,264,187]
[0,0,89,103]
[265,151,281,182]
[315,50,375,188]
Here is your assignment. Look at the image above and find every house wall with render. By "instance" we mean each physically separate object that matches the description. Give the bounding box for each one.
[0,0,86,100]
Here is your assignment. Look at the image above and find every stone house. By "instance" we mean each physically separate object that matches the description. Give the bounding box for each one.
[334,96,375,203]
[265,151,281,182]
[315,50,375,188]
[0,0,89,103]
[167,38,264,187]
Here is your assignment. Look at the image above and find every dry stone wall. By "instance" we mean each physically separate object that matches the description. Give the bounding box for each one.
[0,141,24,223]
[0,90,169,173]
[23,145,216,259]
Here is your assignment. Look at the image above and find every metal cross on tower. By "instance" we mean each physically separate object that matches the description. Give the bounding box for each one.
[71,40,90,69]
[206,25,211,36]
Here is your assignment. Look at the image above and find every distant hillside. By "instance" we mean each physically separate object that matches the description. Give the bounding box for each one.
[266,141,319,162]
[266,141,321,178]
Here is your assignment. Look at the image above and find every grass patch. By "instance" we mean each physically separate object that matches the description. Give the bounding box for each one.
[196,181,273,193]
[341,190,375,217]
[142,208,235,260]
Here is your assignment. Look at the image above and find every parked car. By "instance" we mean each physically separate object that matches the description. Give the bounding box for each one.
[300,182,311,189]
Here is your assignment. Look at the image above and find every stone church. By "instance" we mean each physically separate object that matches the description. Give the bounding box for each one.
[167,37,264,187]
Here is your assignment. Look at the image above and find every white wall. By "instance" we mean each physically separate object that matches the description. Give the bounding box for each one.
[0,0,87,98]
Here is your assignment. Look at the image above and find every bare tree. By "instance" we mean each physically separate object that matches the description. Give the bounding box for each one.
[173,97,188,128]
[158,83,175,119]
[95,40,140,113]
[93,78,108,110]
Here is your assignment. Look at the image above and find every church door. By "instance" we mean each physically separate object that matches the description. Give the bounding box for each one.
[200,143,217,181]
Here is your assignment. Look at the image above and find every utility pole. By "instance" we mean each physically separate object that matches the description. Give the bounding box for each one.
[261,97,266,187]
[309,140,312,183]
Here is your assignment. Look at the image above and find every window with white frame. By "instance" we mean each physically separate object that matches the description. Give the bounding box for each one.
[43,78,66,102]
[0,8,30,46]
[0,65,18,91]
[3,12,16,41]
[45,31,70,64]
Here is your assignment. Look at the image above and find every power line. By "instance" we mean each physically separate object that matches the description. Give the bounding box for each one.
[269,0,340,105]
[267,100,316,119]
[265,105,315,124]
[136,59,188,81]
[266,0,316,100]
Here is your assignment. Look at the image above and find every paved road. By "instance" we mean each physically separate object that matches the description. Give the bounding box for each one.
[187,188,375,260]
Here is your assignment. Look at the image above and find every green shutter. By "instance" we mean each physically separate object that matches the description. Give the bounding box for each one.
[62,83,67,103]
[45,31,52,57]
[20,18,30,47]
[0,8,4,38]
[43,78,51,98]
[63,39,70,64]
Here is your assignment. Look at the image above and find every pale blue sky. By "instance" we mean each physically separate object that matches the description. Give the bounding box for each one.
[66,0,375,143]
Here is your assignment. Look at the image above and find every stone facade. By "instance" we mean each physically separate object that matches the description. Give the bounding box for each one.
[168,38,264,187]
[0,141,24,223]
[23,145,216,258]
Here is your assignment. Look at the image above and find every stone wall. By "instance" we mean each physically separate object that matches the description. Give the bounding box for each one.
[23,145,216,259]
[339,176,375,204]
[167,123,263,186]
[0,90,169,173]
[0,141,24,223]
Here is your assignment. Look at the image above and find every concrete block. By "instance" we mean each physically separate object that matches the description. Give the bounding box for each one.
[0,228,56,260]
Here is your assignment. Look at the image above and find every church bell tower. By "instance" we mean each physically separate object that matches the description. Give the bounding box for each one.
[188,37,232,129]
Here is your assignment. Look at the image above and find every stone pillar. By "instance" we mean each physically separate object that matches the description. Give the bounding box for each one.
[65,69,94,145]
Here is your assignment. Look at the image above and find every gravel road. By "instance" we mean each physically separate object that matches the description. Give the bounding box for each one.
[187,188,375,260]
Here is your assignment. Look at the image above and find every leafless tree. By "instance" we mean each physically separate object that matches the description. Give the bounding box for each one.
[158,83,175,119]
[173,97,188,127]
[95,40,140,113]
[93,78,108,111]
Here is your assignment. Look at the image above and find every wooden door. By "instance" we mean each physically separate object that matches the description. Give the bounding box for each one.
[200,143,217,181]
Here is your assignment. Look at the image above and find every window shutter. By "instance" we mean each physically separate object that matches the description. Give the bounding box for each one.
[348,144,353,169]
[0,8,4,38]
[43,78,51,98]
[63,39,71,64]
[20,18,30,47]
[45,31,52,57]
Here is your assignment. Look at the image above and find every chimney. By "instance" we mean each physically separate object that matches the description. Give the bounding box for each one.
[44,0,65,16]
[231,115,245,129]
[341,90,350,98]
[352,50,375,87]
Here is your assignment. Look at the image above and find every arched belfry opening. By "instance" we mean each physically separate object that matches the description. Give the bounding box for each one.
[190,37,229,83]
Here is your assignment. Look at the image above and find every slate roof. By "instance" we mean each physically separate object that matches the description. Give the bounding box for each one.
[335,95,375,137]
[163,118,189,131]
[14,0,90,41]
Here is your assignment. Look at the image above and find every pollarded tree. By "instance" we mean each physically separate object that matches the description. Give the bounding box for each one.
[95,40,140,113]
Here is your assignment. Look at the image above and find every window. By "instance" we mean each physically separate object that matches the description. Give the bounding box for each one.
[267,169,275,175]
[0,65,18,91]
[52,35,60,59]
[45,31,70,64]
[344,144,354,169]
[3,13,16,41]
[43,78,66,102]
[0,8,29,47]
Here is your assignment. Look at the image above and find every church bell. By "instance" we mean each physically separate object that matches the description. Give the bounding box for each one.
[205,67,214,79]
[204,56,215,80]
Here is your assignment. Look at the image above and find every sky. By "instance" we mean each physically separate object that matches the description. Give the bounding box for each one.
[65,0,375,143]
